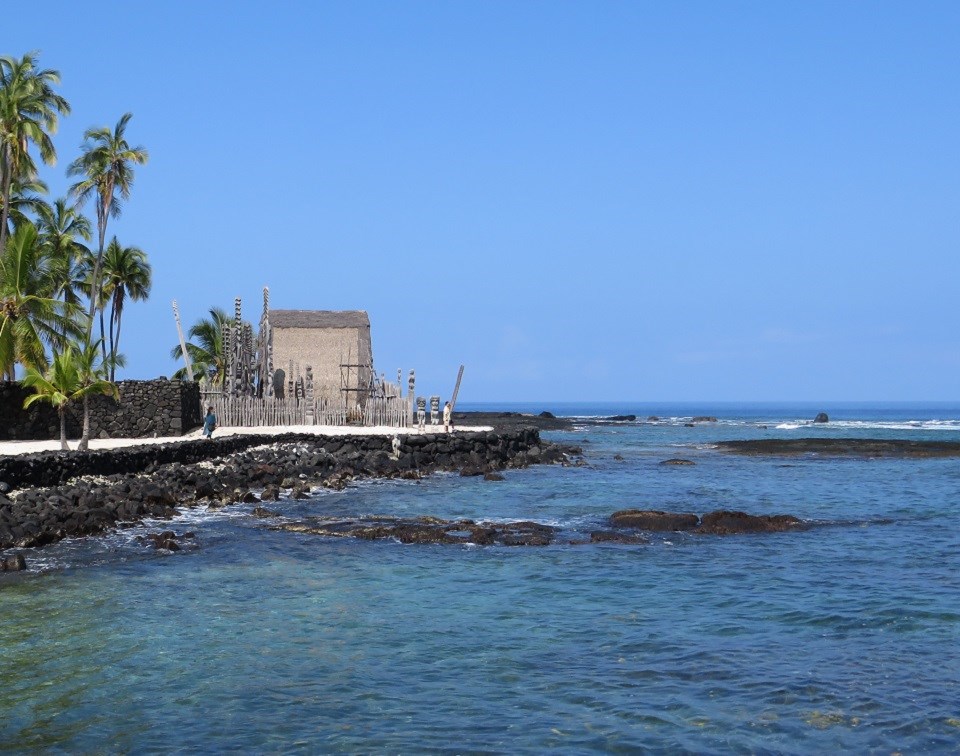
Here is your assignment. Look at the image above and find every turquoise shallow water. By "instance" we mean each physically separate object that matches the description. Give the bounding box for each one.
[2,404,960,752]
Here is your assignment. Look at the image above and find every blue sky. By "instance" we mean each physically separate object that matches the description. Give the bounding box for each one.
[5,1,959,402]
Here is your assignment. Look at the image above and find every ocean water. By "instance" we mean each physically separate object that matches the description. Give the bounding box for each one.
[2,404,959,752]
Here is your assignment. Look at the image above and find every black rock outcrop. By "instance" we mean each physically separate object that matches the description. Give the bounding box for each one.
[609,508,807,535]
[697,510,805,535]
[610,510,700,531]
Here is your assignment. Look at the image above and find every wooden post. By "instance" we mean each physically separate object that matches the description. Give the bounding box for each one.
[172,300,194,381]
[450,364,465,413]
[260,286,273,398]
[407,369,416,426]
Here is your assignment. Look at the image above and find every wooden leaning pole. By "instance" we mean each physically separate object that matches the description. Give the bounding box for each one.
[172,300,194,381]
[449,364,465,413]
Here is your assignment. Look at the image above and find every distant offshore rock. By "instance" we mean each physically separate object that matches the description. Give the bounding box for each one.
[606,415,637,422]
[692,416,718,423]
[452,411,572,432]
[717,438,960,458]
[814,412,829,423]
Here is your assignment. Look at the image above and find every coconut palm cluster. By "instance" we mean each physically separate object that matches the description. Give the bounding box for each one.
[1,51,150,449]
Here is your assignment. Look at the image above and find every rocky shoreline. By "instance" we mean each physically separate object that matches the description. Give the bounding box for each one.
[0,428,580,561]
[4,426,886,573]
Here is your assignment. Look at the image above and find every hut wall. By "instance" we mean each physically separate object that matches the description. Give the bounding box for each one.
[270,326,373,404]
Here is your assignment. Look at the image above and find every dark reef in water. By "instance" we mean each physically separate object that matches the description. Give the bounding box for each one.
[275,516,556,546]
[272,507,814,547]
[717,438,960,458]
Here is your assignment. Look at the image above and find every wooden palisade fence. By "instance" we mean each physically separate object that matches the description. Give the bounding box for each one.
[200,391,409,429]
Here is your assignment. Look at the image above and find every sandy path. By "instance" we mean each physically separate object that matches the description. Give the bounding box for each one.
[0,423,491,457]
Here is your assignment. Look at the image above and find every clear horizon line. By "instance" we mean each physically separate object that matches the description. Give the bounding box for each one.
[459,399,960,406]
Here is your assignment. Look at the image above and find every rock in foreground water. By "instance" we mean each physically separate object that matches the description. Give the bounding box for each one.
[1,552,26,571]
[610,509,807,535]
[697,510,805,534]
[610,510,700,531]
[275,517,557,546]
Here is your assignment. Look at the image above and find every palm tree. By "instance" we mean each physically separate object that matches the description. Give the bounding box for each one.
[74,337,116,451]
[0,222,81,380]
[170,307,229,383]
[100,236,151,381]
[2,175,49,235]
[67,112,147,355]
[37,197,92,322]
[0,52,70,255]
[21,343,115,451]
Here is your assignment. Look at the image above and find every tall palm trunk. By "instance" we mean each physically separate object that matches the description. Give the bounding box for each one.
[113,307,124,384]
[85,195,109,361]
[99,306,107,364]
[0,149,12,253]
[58,407,68,451]
[108,305,116,382]
[78,393,90,451]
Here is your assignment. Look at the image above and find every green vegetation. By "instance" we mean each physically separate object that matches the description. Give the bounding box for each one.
[67,112,148,360]
[22,341,116,451]
[100,237,151,381]
[0,223,81,379]
[170,307,229,383]
[1,50,151,445]
[0,52,69,255]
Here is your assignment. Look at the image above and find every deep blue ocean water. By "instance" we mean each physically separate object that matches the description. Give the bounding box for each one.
[2,403,959,752]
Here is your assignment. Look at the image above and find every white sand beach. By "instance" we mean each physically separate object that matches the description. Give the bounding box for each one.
[0,423,493,457]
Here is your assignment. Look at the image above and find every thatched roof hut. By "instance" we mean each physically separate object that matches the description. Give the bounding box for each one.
[268,310,373,404]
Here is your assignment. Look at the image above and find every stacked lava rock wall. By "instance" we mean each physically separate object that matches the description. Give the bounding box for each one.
[0,380,202,441]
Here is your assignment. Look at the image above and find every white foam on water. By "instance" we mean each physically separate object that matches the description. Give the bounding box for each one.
[163,504,252,526]
[824,419,960,432]
[565,415,960,432]
[475,515,570,528]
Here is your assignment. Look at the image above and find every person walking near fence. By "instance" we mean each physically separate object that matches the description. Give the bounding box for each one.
[202,406,217,439]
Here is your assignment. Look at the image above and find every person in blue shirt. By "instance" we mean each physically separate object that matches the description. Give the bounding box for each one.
[202,406,217,439]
